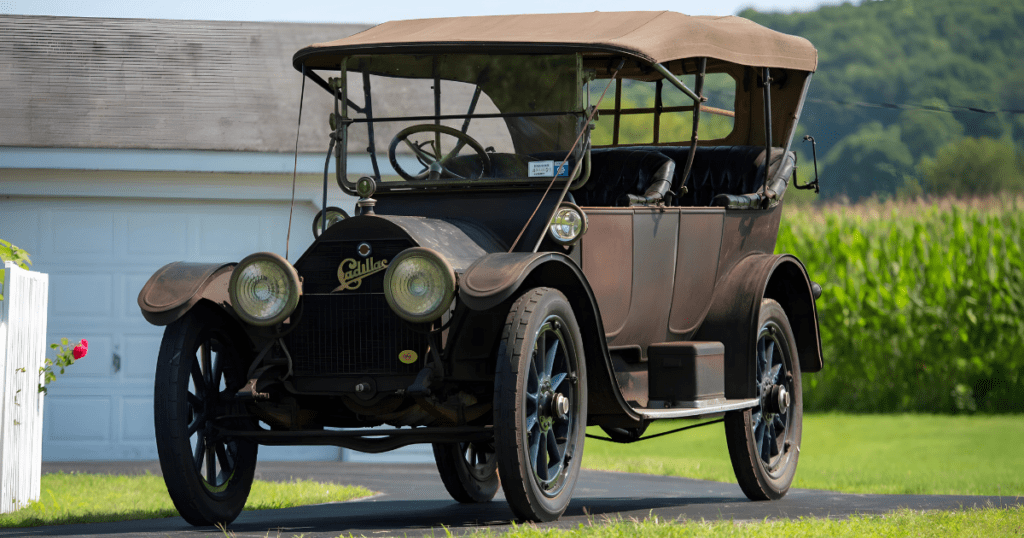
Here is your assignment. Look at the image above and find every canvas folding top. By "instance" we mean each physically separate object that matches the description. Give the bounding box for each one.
[293,11,817,72]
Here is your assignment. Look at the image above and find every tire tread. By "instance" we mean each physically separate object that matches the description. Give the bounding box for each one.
[724,298,802,501]
[154,307,257,526]
[493,288,585,522]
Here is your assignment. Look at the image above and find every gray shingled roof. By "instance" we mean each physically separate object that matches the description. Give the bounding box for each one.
[0,15,368,152]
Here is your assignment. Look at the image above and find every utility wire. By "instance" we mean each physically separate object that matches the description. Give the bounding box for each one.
[808,98,1024,116]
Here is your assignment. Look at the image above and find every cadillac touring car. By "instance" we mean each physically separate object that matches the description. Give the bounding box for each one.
[138,11,824,525]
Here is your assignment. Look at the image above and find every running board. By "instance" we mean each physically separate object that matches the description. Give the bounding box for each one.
[633,398,759,420]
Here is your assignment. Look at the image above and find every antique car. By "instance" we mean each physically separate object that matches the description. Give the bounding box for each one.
[138,11,823,526]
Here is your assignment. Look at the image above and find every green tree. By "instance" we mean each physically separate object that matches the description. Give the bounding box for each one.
[919,137,1024,197]
[1001,68,1024,144]
[822,122,914,201]
[742,0,1024,200]
[898,100,964,160]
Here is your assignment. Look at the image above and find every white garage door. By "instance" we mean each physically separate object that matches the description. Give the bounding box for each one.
[0,195,344,461]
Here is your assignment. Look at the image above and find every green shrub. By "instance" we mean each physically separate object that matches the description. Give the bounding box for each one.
[919,138,1024,197]
[778,200,1024,413]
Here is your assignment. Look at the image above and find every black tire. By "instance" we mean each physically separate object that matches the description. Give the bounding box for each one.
[494,288,587,522]
[154,307,258,526]
[432,441,499,503]
[725,298,803,501]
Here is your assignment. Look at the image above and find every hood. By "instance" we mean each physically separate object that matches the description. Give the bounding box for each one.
[293,214,506,295]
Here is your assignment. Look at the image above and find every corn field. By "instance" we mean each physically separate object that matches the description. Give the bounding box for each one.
[778,199,1024,413]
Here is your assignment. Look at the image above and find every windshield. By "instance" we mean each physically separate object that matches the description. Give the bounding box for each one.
[328,53,586,192]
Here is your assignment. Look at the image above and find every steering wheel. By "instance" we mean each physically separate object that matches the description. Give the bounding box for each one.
[388,124,491,181]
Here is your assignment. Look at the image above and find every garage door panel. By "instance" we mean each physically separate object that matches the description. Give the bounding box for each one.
[258,211,309,254]
[121,397,155,442]
[127,214,188,257]
[51,273,114,317]
[125,273,159,318]
[200,214,262,256]
[123,333,161,380]
[46,396,112,442]
[0,206,42,256]
[53,211,114,255]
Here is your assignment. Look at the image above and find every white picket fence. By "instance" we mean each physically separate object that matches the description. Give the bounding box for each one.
[0,262,49,514]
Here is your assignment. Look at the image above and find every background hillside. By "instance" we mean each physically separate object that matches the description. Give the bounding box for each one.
[742,0,1024,202]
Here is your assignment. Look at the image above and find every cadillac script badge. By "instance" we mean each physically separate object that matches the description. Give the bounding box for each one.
[334,257,388,291]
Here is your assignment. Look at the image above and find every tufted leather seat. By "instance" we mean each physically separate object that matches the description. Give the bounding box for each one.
[658,146,768,206]
[572,148,674,207]
[447,145,787,208]
[573,145,787,207]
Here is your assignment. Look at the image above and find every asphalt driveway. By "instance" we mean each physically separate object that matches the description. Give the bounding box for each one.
[0,461,1018,538]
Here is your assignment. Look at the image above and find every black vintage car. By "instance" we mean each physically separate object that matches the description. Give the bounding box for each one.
[139,11,823,526]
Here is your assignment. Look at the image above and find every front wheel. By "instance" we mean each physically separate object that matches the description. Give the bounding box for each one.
[494,288,587,522]
[725,298,803,500]
[154,307,258,526]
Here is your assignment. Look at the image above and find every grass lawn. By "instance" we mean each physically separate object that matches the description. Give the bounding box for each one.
[583,413,1024,496]
[0,472,373,528]
[464,508,1024,538]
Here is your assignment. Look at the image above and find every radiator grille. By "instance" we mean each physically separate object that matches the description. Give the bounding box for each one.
[285,294,428,376]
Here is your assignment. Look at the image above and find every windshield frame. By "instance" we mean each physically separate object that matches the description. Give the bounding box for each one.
[306,53,593,195]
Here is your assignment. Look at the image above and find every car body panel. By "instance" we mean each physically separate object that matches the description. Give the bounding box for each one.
[669,211,726,336]
[694,251,823,400]
[579,207,727,349]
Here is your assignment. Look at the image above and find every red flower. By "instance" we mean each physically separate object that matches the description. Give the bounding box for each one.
[72,340,88,360]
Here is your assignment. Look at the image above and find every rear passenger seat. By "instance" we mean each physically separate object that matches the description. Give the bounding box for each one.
[574,145,791,207]
[571,148,674,206]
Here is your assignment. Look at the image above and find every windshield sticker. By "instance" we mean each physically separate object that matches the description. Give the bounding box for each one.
[334,257,388,291]
[528,161,570,178]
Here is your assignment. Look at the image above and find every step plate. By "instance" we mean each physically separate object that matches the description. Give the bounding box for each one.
[634,398,759,420]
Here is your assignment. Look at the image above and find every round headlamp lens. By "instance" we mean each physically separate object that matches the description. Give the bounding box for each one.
[229,252,301,326]
[236,261,289,317]
[312,206,349,238]
[549,203,588,245]
[384,248,456,323]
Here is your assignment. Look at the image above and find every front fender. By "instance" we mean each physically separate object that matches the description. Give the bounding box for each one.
[137,262,234,326]
[459,252,643,423]
[693,253,823,400]
[460,252,566,311]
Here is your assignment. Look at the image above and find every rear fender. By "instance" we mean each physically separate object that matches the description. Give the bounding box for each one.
[693,253,823,399]
[763,257,823,375]
[137,262,235,326]
[459,252,642,421]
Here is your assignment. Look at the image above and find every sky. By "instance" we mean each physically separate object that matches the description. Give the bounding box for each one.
[3,0,836,24]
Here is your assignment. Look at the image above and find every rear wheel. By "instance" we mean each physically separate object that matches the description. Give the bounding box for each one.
[154,307,258,526]
[494,288,586,522]
[432,441,499,503]
[725,298,802,500]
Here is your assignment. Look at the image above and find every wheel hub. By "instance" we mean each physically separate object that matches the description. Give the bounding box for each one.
[537,388,570,430]
[764,384,789,414]
[552,393,570,421]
